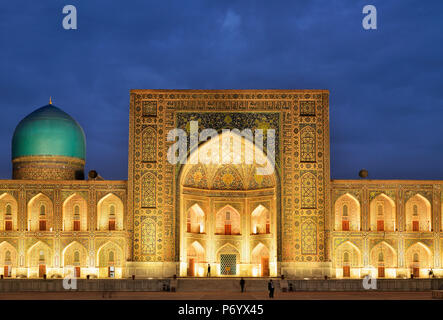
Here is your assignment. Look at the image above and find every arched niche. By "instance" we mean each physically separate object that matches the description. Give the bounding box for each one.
[0,193,18,231]
[63,193,88,231]
[405,194,431,232]
[27,193,53,232]
[334,193,361,231]
[369,193,396,231]
[97,193,124,231]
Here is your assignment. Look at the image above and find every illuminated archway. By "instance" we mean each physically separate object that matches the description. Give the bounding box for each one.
[334,241,361,278]
[179,130,278,277]
[97,193,124,231]
[405,242,432,278]
[97,241,124,278]
[27,193,53,232]
[63,193,88,231]
[251,205,270,235]
[0,241,17,277]
[370,241,397,278]
[369,193,396,231]
[334,193,360,231]
[405,194,431,232]
[0,193,18,231]
[186,241,206,276]
[186,204,205,234]
[251,243,270,276]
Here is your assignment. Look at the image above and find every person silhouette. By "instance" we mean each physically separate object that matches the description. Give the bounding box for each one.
[268,279,274,298]
[240,278,245,292]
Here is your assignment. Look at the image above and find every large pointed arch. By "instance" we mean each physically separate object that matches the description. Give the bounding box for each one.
[180,130,277,189]
[178,129,280,277]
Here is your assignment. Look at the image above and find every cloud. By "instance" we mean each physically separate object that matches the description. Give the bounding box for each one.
[221,9,241,32]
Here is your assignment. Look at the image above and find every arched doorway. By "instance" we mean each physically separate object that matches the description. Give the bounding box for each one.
[405,242,431,278]
[251,243,270,276]
[334,193,361,231]
[97,241,124,278]
[370,241,397,278]
[0,242,17,278]
[62,241,88,278]
[405,194,431,232]
[62,193,88,231]
[217,244,240,276]
[97,194,124,231]
[370,194,396,231]
[187,241,205,276]
[179,131,278,277]
[27,241,52,278]
[334,241,361,278]
[0,193,18,232]
[28,193,53,232]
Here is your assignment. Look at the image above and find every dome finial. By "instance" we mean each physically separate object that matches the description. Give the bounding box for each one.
[49,96,52,105]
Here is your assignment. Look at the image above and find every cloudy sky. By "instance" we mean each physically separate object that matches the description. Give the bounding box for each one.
[0,0,442,180]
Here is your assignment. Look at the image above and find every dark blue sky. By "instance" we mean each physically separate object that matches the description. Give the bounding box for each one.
[1,1,442,180]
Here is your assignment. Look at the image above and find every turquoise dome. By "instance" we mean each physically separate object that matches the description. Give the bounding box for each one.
[12,104,86,160]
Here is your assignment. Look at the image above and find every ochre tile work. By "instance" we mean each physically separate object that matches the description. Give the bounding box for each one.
[0,90,440,279]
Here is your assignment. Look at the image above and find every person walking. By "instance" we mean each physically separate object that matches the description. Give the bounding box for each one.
[240,278,245,293]
[268,279,274,298]
[207,264,211,277]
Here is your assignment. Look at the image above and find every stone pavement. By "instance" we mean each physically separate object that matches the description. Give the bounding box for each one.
[0,291,433,300]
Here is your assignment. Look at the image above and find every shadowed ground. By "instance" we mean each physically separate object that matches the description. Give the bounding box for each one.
[0,291,433,300]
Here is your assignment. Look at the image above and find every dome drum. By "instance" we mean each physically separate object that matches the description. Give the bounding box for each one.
[12,155,85,180]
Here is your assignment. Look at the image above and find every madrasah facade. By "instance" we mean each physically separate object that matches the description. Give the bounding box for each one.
[0,89,441,279]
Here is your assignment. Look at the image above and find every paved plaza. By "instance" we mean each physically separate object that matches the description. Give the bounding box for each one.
[0,291,434,300]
